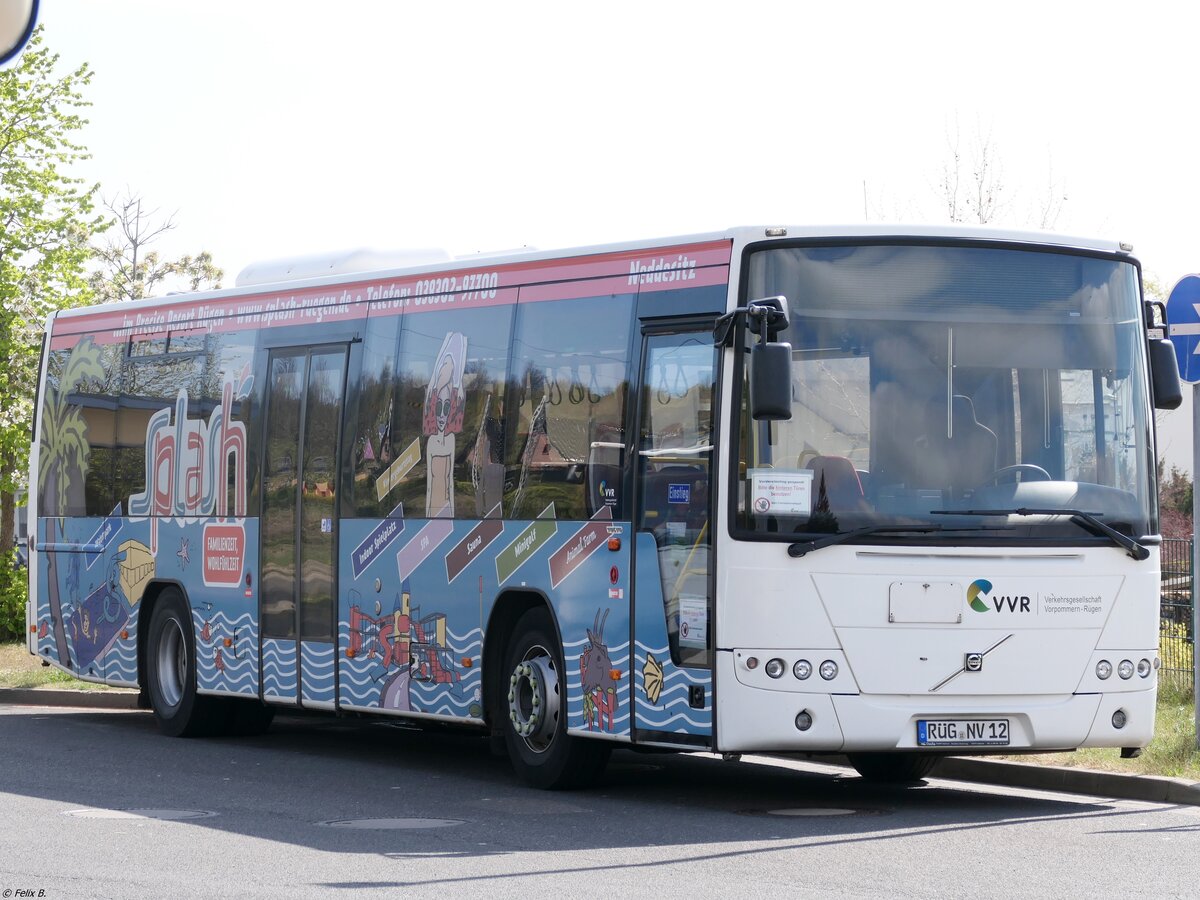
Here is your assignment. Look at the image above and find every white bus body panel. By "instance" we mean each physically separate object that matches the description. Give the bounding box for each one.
[24,316,51,656]
[714,543,1159,753]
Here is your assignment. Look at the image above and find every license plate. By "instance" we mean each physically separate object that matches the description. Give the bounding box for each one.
[917,718,1009,747]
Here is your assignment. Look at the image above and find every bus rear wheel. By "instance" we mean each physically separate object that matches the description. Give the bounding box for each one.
[500,607,610,790]
[847,752,940,783]
[146,588,226,737]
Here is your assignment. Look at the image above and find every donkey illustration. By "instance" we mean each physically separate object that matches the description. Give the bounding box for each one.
[579,608,618,731]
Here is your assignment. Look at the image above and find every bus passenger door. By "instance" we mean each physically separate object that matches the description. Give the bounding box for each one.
[260,345,347,708]
[632,326,717,746]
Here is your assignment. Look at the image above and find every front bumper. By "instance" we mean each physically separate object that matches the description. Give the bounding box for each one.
[714,650,1155,753]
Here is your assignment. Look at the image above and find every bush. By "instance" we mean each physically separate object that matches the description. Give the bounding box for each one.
[0,548,27,642]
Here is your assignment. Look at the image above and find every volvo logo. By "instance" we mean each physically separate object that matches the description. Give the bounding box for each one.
[929,635,1013,692]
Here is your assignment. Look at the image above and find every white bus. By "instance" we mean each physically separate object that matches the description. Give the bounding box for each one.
[28,225,1182,786]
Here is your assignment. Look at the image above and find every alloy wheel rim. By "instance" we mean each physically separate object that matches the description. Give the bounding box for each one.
[156,618,186,709]
[507,645,560,753]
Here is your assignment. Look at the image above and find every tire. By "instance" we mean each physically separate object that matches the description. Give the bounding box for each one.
[847,752,940,783]
[146,588,226,737]
[500,607,611,790]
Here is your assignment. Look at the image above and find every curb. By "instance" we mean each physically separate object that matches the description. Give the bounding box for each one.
[937,756,1200,807]
[777,753,1200,807]
[0,688,141,710]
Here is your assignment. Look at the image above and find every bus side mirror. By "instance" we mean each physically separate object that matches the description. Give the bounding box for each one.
[0,0,38,66]
[750,341,792,420]
[716,295,793,420]
[1149,338,1183,410]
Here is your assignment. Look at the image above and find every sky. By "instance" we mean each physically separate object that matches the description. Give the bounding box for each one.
[32,0,1200,470]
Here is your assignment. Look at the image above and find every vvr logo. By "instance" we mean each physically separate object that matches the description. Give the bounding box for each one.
[968,579,1031,613]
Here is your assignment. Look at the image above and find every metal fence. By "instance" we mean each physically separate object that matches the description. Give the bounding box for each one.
[1160,538,1195,694]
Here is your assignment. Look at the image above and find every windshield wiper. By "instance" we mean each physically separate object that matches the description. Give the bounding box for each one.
[930,507,1149,561]
[787,525,943,558]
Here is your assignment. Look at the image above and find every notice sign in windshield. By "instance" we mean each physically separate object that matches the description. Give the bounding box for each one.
[749,469,813,516]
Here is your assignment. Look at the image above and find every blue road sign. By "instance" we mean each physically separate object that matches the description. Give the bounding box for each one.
[1167,274,1200,384]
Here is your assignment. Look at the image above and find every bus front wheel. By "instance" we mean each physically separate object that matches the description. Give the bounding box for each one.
[146,588,225,737]
[847,752,940,783]
[500,607,610,790]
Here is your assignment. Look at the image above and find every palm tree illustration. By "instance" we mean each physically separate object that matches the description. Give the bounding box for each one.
[38,338,104,667]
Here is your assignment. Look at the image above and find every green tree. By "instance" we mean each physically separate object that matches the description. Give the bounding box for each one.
[89,190,222,302]
[1159,459,1194,516]
[0,27,103,640]
[1144,274,1168,304]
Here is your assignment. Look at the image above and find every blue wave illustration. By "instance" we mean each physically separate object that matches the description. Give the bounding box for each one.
[262,640,298,695]
[634,657,710,685]
[199,669,258,695]
[151,607,259,696]
[262,639,297,659]
[199,610,255,630]
[637,710,711,730]
[262,657,297,674]
[301,643,336,697]
[263,676,297,696]
[202,667,256,688]
[445,628,483,647]
[261,675,296,693]
[106,639,138,684]
[338,653,387,706]
[564,636,631,654]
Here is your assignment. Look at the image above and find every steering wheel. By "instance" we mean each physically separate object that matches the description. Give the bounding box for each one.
[978,464,1052,487]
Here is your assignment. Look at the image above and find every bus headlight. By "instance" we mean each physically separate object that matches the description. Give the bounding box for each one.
[1117,659,1134,680]
[1095,660,1112,680]
[793,659,812,680]
[819,660,838,681]
[765,658,785,679]
[1136,658,1152,678]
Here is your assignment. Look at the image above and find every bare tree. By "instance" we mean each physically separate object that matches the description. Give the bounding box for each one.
[938,121,1006,225]
[89,190,222,302]
[929,117,1074,231]
[1034,157,1068,230]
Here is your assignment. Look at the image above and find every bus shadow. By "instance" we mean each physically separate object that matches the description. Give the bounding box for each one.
[2,705,1157,879]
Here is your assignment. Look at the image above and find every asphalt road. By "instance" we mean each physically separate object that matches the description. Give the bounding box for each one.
[1,706,1198,899]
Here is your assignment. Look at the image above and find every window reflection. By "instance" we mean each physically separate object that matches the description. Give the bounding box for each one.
[739,245,1153,538]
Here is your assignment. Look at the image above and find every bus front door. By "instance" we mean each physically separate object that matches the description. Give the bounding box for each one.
[259,345,347,708]
[632,326,716,747]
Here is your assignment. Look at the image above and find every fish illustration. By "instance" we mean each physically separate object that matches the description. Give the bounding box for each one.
[642,652,664,705]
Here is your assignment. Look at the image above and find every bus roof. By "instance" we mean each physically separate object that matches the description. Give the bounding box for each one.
[53,223,1134,323]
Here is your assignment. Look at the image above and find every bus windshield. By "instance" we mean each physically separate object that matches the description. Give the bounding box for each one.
[736,243,1155,542]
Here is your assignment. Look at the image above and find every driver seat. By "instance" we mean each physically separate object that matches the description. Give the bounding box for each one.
[945,395,998,494]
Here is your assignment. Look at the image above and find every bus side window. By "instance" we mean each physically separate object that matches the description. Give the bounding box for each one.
[386,301,513,520]
[350,309,401,517]
[504,289,635,521]
[38,339,125,517]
